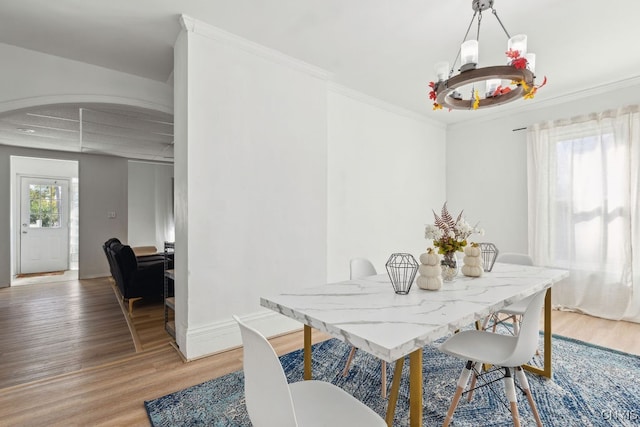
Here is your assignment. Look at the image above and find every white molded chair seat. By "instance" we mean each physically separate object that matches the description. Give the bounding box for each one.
[233,315,386,427]
[342,258,389,398]
[439,329,523,367]
[439,289,546,427]
[289,381,385,426]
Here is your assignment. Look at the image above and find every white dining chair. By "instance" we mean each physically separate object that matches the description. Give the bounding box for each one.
[341,258,389,398]
[439,289,546,427]
[233,315,386,427]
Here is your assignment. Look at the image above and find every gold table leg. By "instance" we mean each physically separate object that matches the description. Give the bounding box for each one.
[409,348,423,427]
[385,358,405,426]
[304,325,312,380]
[523,288,552,378]
[385,350,423,427]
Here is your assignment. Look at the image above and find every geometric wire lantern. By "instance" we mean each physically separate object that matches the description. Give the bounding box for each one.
[429,0,545,111]
[479,242,499,272]
[385,253,419,295]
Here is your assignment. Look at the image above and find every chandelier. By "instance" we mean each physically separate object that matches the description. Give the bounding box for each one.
[429,0,546,111]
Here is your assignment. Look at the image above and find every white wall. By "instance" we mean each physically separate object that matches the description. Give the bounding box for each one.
[172,18,449,359]
[174,17,328,359]
[128,162,156,246]
[446,80,640,254]
[0,42,172,114]
[153,163,175,251]
[77,155,129,279]
[327,87,447,282]
[127,161,174,250]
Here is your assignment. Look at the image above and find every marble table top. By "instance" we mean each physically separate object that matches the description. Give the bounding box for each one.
[261,262,569,363]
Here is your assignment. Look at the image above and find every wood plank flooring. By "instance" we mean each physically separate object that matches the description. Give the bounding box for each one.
[1,278,639,426]
[0,277,135,389]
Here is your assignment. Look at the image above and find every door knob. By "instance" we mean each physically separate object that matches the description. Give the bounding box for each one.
[22,231,27,234]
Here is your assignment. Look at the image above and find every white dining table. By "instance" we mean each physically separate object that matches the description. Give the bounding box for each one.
[261,262,569,426]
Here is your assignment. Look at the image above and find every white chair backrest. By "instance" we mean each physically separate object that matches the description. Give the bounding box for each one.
[497,253,533,266]
[350,258,377,280]
[233,315,298,427]
[502,290,546,367]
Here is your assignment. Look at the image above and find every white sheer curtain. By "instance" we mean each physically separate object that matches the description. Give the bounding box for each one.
[527,105,640,323]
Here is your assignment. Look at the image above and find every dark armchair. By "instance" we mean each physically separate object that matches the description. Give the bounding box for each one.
[104,239,168,314]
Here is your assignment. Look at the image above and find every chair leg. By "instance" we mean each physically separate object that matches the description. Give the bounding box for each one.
[516,367,543,427]
[481,315,492,330]
[512,316,520,335]
[342,346,357,376]
[127,297,142,316]
[443,360,473,427]
[381,360,387,398]
[503,368,521,427]
[343,347,388,398]
[466,361,483,402]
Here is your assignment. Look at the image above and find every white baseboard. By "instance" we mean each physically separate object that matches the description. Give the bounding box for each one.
[179,311,302,361]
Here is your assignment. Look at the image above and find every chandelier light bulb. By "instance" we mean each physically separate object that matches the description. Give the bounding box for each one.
[460,40,479,70]
[434,61,450,81]
[508,34,527,56]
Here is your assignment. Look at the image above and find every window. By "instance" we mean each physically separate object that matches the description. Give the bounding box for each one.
[29,184,63,228]
[527,106,640,322]
[552,133,627,273]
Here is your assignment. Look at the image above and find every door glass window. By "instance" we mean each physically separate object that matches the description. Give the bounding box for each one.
[29,184,62,228]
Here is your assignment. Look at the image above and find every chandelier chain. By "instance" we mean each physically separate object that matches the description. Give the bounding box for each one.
[491,8,512,39]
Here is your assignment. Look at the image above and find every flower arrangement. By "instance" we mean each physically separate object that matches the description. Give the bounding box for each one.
[424,203,484,267]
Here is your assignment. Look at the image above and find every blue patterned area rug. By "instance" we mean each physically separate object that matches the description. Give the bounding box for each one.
[145,334,640,426]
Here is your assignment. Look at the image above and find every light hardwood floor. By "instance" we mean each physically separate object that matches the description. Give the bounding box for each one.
[1,278,639,426]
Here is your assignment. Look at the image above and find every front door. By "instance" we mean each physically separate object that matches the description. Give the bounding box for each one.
[19,177,70,274]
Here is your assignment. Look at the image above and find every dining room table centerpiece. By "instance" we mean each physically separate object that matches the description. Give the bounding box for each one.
[424,202,484,282]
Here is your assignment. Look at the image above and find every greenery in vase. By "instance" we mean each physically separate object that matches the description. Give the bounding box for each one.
[424,202,484,265]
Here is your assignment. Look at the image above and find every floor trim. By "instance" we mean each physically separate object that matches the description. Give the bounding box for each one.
[110,280,144,353]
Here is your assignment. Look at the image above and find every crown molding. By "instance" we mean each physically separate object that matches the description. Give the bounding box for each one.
[328,82,445,129]
[179,15,330,81]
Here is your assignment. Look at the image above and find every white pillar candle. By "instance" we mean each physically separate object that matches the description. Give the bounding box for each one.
[508,34,527,56]
[434,61,450,81]
[461,40,478,67]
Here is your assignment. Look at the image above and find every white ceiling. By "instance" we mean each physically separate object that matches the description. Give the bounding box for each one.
[1,0,639,160]
[0,104,174,161]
